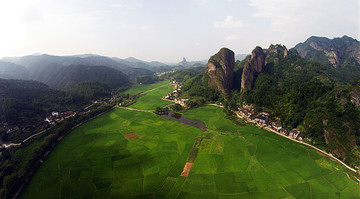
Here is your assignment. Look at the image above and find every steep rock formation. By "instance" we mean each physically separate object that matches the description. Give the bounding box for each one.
[293,35,360,68]
[241,46,265,90]
[180,57,189,67]
[265,44,288,64]
[351,85,360,107]
[205,48,235,94]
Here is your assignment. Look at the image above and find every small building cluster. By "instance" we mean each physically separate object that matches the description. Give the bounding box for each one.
[165,81,183,100]
[44,111,76,125]
[254,112,269,124]
[174,98,189,107]
[236,104,309,142]
[164,90,179,100]
[1,123,20,134]
[237,104,255,119]
[156,70,175,75]
[163,81,188,107]
[170,81,183,90]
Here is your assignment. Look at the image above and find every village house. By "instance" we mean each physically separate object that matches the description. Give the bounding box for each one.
[62,111,76,119]
[289,129,301,139]
[165,90,179,100]
[237,104,255,119]
[271,121,282,131]
[254,115,268,124]
[51,111,59,117]
[174,98,189,107]
[170,80,183,90]
[44,116,55,125]
[6,125,19,134]
[279,128,289,135]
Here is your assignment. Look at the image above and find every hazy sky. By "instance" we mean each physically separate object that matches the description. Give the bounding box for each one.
[0,0,359,62]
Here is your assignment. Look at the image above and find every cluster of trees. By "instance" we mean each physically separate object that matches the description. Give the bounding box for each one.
[155,107,169,115]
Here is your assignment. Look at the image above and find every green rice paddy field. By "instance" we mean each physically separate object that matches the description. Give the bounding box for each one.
[21,82,359,198]
[127,81,173,110]
[123,80,171,95]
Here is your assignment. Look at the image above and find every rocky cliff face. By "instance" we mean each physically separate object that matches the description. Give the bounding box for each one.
[180,57,189,67]
[293,35,360,68]
[241,46,265,90]
[205,48,235,94]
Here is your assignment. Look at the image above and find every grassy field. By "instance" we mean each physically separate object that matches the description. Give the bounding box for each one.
[21,108,201,198]
[21,103,359,198]
[123,80,170,95]
[128,82,173,110]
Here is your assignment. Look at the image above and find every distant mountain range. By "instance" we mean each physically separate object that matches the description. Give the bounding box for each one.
[1,35,358,90]
[0,53,210,88]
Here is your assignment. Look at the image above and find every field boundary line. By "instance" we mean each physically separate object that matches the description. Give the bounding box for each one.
[309,181,312,199]
[174,178,187,199]
[117,106,154,113]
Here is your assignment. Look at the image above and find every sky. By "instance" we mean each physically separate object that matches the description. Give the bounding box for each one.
[0,0,359,62]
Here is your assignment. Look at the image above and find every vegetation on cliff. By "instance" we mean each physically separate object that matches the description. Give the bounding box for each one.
[179,38,360,167]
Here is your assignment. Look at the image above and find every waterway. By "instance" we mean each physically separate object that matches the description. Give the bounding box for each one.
[160,111,207,132]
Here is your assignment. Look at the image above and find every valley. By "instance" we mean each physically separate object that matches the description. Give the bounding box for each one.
[1,0,359,197]
[20,81,359,198]
[0,35,359,199]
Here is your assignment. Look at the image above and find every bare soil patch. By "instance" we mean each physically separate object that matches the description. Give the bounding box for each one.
[180,162,194,177]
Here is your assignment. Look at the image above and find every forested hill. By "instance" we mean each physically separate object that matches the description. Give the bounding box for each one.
[0,79,68,128]
[32,64,130,89]
[0,54,159,88]
[293,35,360,83]
[294,35,360,69]
[178,36,360,167]
[0,79,112,139]
[2,54,132,72]
[0,61,29,80]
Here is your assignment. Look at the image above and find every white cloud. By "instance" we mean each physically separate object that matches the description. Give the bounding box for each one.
[214,16,244,28]
[225,34,238,41]
[110,1,143,9]
[122,24,153,30]
[248,0,359,43]
[195,0,208,6]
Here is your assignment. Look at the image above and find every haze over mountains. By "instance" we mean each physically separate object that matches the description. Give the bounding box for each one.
[0,52,248,89]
